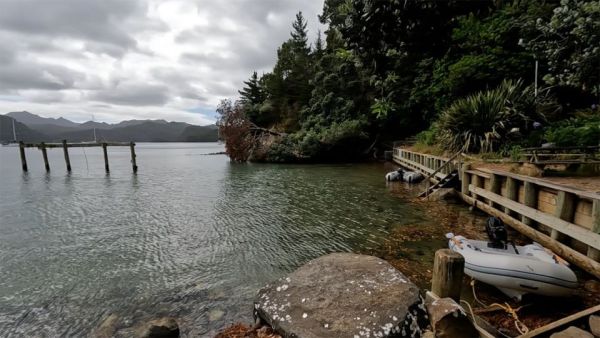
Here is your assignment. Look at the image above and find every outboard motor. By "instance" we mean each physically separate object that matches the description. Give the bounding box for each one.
[486,217,507,249]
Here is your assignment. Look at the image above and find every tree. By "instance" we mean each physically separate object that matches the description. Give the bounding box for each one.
[239,71,265,105]
[525,0,600,94]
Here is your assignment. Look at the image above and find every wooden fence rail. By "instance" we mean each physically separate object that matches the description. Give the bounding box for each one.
[18,140,138,173]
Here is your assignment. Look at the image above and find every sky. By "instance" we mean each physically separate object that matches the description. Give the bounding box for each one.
[0,0,325,125]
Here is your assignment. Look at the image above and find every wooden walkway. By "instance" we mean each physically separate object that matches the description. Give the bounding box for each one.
[393,147,600,279]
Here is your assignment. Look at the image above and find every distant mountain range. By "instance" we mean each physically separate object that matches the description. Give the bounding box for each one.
[0,111,219,143]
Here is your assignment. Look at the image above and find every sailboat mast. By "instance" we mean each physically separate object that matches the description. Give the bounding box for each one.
[92,114,97,143]
[12,118,16,141]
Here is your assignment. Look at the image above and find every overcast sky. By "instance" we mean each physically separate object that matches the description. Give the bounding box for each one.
[0,0,324,125]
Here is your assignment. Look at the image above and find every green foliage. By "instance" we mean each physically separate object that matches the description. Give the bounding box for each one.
[220,0,596,162]
[415,124,439,146]
[524,0,600,93]
[544,114,600,147]
[437,80,539,153]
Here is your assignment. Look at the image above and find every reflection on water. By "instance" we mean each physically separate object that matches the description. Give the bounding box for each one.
[0,143,480,337]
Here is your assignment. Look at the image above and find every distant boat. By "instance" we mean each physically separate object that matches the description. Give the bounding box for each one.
[2,118,18,146]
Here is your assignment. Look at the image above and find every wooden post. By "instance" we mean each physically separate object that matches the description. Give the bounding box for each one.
[431,249,464,302]
[461,165,470,196]
[40,142,50,172]
[471,174,481,201]
[62,140,71,172]
[522,181,537,227]
[587,200,600,260]
[489,174,501,208]
[130,142,137,173]
[102,143,109,173]
[505,177,518,216]
[19,141,28,172]
[552,191,575,241]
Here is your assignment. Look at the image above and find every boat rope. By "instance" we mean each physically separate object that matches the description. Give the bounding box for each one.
[469,279,530,335]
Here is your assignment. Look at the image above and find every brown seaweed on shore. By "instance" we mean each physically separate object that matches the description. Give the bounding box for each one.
[214,323,281,338]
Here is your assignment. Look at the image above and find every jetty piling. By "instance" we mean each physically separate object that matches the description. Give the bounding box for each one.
[19,141,28,172]
[102,143,109,173]
[129,142,137,173]
[62,140,71,172]
[431,249,464,302]
[17,141,138,173]
[40,142,50,172]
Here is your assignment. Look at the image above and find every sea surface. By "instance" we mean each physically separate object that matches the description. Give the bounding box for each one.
[0,142,465,337]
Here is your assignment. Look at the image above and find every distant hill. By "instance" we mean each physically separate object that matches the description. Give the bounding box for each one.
[2,111,218,142]
[7,111,79,127]
[0,115,48,142]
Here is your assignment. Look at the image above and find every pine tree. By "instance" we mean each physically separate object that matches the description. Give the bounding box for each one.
[291,12,310,54]
[314,30,324,58]
[238,71,264,105]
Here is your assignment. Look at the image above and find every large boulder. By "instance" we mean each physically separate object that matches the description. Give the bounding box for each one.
[254,253,428,338]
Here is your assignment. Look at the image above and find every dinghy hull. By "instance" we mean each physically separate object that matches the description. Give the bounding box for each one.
[448,235,577,299]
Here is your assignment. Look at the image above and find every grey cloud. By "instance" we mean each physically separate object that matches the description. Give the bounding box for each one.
[90,83,170,106]
[0,0,140,49]
[0,61,84,91]
[0,0,324,115]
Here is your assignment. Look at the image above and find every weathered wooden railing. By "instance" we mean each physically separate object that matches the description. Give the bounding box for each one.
[392,148,460,181]
[392,147,600,279]
[19,140,138,173]
[460,167,600,278]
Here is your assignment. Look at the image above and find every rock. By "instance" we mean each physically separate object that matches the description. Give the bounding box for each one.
[426,188,456,201]
[550,326,593,338]
[208,309,225,322]
[517,163,543,177]
[92,314,119,338]
[590,315,600,337]
[425,296,478,338]
[134,317,180,338]
[254,253,428,338]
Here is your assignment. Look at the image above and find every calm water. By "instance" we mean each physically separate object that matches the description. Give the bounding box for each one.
[0,143,447,337]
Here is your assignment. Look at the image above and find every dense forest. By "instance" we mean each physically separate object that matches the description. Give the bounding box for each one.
[218,0,599,162]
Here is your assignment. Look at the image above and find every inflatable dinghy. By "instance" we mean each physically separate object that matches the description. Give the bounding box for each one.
[447,218,577,300]
[385,169,424,183]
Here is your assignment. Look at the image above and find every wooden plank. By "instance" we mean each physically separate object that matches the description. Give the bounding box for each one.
[23,142,131,148]
[552,191,576,241]
[460,192,600,279]
[588,200,600,260]
[469,185,600,250]
[476,167,600,201]
[519,304,600,338]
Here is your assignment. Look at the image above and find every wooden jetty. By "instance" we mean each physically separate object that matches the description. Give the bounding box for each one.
[393,147,600,280]
[18,140,138,173]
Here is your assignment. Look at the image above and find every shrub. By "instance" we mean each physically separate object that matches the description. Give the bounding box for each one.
[437,80,542,153]
[415,124,439,146]
[544,113,600,147]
